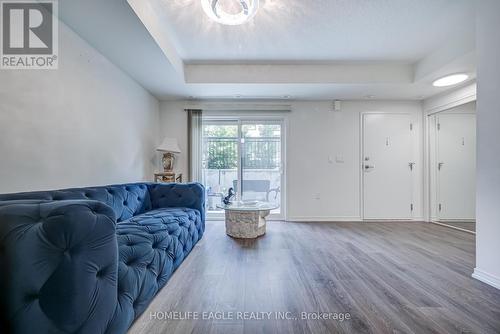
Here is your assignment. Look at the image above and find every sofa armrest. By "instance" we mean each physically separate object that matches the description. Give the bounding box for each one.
[148,183,206,223]
[0,200,118,334]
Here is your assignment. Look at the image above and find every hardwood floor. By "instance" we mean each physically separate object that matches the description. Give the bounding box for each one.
[129,221,500,334]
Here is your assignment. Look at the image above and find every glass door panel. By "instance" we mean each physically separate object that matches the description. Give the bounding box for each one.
[241,122,282,215]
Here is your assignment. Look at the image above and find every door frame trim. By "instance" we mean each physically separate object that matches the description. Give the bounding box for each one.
[360,111,416,221]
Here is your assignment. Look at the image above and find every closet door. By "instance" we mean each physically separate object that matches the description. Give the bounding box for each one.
[436,113,476,220]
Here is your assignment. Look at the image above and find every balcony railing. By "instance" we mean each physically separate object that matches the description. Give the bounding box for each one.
[202,137,281,170]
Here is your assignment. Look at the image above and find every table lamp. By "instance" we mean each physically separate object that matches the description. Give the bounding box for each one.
[157,137,181,172]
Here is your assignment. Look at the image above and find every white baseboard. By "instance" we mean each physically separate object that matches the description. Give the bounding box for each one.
[472,268,500,290]
[429,217,475,223]
[287,216,362,222]
[430,221,475,234]
[439,218,476,223]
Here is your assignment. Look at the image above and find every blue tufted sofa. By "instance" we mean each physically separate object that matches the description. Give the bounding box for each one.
[0,182,205,334]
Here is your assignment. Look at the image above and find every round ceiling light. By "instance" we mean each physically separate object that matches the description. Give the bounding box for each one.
[432,73,469,87]
[201,0,259,25]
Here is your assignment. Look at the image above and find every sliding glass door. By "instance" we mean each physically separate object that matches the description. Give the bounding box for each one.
[202,118,284,218]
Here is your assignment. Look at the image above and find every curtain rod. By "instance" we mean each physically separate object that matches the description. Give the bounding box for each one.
[183,103,292,112]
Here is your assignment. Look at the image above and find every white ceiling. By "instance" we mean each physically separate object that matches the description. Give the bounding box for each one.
[59,0,478,101]
[157,0,474,62]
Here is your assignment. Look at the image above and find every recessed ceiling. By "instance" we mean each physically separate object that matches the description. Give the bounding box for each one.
[59,0,478,101]
[156,0,474,62]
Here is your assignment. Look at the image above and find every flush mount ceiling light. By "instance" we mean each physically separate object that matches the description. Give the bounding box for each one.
[201,0,259,25]
[432,73,469,87]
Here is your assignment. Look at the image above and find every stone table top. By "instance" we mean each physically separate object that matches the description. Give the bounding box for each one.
[217,201,279,212]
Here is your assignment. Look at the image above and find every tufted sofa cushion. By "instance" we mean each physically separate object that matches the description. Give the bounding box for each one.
[0,182,205,334]
[0,200,118,334]
[0,183,152,223]
[148,183,206,225]
[106,207,202,334]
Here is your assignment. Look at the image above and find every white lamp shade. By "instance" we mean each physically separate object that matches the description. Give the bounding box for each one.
[157,137,181,153]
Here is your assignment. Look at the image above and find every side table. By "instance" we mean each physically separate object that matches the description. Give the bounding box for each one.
[154,172,183,183]
[217,201,279,239]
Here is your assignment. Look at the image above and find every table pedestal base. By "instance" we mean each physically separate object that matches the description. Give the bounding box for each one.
[225,209,270,239]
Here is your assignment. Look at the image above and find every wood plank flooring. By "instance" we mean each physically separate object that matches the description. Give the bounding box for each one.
[129,221,500,334]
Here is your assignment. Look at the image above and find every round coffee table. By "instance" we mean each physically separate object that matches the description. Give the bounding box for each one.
[217,201,279,239]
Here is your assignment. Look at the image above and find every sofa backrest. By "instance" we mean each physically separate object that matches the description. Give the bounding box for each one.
[0,183,152,222]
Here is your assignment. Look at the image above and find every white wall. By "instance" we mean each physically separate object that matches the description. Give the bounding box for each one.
[159,100,423,221]
[0,20,159,194]
[473,0,500,289]
[158,101,189,178]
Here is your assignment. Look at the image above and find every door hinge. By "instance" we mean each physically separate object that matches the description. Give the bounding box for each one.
[439,203,442,212]
[410,123,413,131]
[437,123,441,131]
[411,204,414,211]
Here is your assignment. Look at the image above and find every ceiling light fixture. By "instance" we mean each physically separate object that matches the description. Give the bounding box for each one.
[432,73,469,87]
[201,0,259,26]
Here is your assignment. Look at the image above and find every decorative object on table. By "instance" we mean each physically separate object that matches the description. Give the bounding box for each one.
[154,172,183,183]
[157,137,181,172]
[217,201,279,239]
[223,187,235,205]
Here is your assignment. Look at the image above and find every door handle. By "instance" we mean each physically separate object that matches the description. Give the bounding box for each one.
[364,165,374,170]
[409,162,416,171]
[438,162,444,170]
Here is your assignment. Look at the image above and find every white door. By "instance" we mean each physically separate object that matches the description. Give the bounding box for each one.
[436,113,476,220]
[362,113,414,220]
